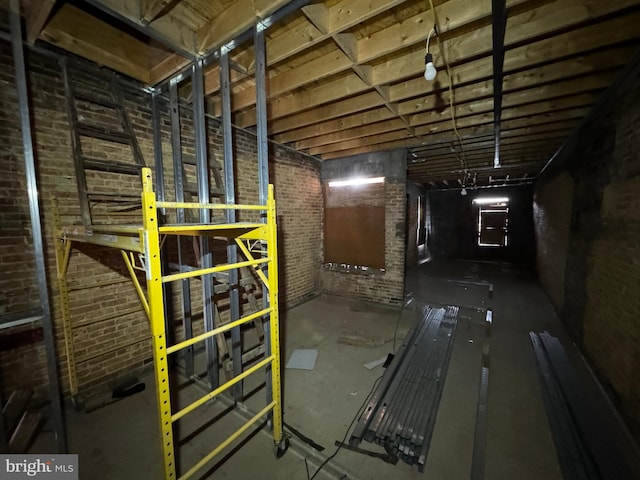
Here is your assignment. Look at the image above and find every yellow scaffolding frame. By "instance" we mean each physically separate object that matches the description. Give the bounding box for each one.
[54,168,283,479]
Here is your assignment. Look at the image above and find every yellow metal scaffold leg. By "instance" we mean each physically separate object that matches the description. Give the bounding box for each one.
[52,199,79,401]
[267,184,284,448]
[141,169,176,479]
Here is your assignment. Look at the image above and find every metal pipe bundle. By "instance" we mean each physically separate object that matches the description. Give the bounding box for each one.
[350,305,459,471]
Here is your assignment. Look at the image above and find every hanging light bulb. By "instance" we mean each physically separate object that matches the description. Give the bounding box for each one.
[424,26,438,83]
[424,52,437,81]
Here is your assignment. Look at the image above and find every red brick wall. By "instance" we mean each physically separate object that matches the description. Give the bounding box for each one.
[0,40,322,400]
[534,57,640,438]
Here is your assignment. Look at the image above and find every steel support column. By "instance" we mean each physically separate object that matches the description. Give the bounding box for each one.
[10,0,67,453]
[491,0,507,169]
[170,78,195,377]
[253,22,273,410]
[152,92,166,208]
[220,48,243,400]
[193,60,218,389]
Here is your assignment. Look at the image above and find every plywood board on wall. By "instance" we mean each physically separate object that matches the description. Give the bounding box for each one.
[324,206,385,268]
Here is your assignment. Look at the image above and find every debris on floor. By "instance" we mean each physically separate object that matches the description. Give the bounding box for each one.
[363,356,388,370]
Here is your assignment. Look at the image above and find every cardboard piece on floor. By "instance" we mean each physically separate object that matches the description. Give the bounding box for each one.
[286,349,318,370]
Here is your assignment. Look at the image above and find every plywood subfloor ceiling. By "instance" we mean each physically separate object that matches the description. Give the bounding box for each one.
[10,0,640,188]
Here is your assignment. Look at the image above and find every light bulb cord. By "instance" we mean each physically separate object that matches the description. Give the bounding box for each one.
[425,27,436,55]
[428,0,468,177]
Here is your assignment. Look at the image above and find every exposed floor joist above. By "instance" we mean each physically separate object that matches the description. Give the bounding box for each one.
[7,0,640,187]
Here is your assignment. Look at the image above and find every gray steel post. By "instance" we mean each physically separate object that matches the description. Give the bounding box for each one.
[10,0,67,453]
[152,91,174,348]
[254,22,273,408]
[220,48,243,400]
[193,60,218,389]
[169,78,195,377]
[152,92,165,206]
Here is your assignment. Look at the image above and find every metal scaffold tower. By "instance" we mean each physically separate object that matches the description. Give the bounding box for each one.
[51,15,288,480]
[55,168,282,479]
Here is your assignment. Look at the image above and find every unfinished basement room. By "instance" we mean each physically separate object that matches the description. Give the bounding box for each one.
[1,0,640,479]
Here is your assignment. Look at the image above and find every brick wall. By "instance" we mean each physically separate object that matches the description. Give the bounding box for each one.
[320,151,407,305]
[533,172,574,312]
[534,55,640,438]
[0,40,322,400]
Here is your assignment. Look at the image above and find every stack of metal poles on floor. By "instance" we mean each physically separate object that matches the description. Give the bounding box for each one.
[349,305,459,471]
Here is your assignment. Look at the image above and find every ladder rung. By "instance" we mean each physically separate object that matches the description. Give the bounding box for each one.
[83,157,141,175]
[183,182,197,194]
[9,411,41,453]
[2,389,33,435]
[87,193,140,203]
[74,92,120,110]
[77,123,130,144]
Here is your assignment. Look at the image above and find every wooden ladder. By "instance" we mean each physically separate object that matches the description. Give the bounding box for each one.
[60,58,146,225]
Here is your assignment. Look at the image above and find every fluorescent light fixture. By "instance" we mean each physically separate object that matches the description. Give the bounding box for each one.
[473,197,509,205]
[328,176,385,187]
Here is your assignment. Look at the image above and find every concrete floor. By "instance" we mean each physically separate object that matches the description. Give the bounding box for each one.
[32,259,584,479]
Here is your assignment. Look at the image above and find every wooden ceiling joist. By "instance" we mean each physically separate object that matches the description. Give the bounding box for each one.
[25,0,56,44]
[17,0,640,186]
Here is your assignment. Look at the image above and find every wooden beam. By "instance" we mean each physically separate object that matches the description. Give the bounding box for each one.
[410,161,550,181]
[316,112,583,160]
[357,0,503,64]
[501,71,614,108]
[409,155,550,172]
[279,83,596,152]
[231,50,353,110]
[267,91,384,134]
[41,4,151,82]
[308,129,413,156]
[148,52,191,84]
[295,118,408,149]
[25,0,56,44]
[409,88,601,128]
[374,0,640,87]
[276,107,395,144]
[392,39,635,108]
[140,0,180,24]
[301,3,329,34]
[240,0,638,130]
[86,0,196,56]
[237,74,375,128]
[399,48,627,118]
[229,0,498,116]
[328,0,408,33]
[245,0,638,154]
[197,0,292,53]
[314,122,575,158]
[414,107,589,141]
